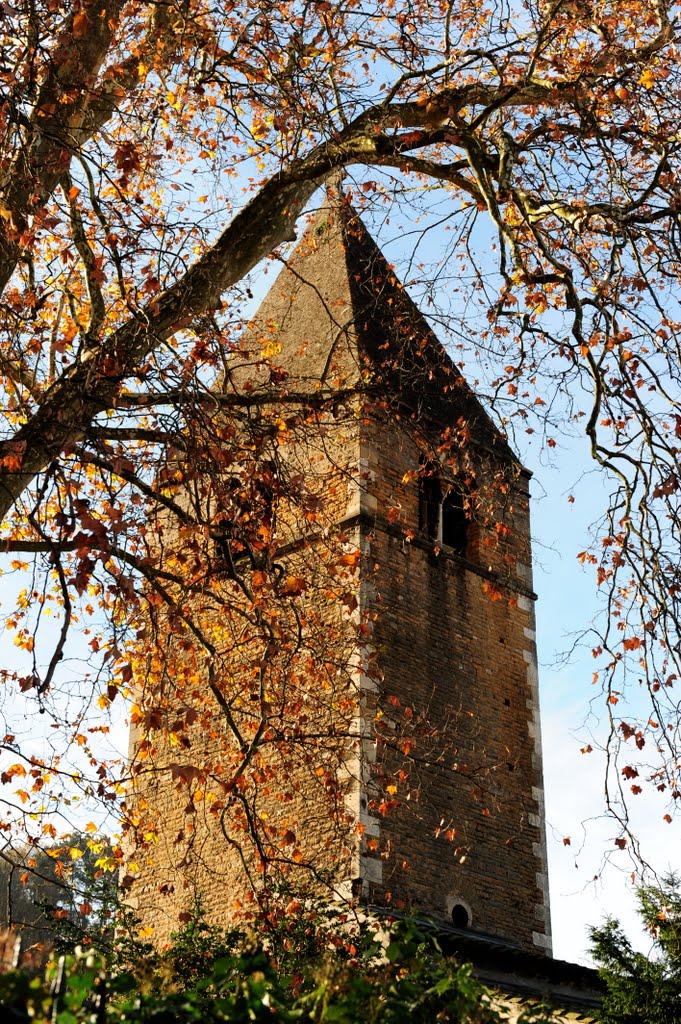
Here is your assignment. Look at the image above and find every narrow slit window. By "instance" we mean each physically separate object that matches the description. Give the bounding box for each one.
[441,486,468,556]
[419,473,442,542]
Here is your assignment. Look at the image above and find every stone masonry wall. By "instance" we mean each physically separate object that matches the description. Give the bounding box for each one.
[356,422,552,954]
[127,418,365,944]
[128,410,552,956]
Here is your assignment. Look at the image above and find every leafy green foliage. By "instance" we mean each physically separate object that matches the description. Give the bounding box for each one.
[590,875,681,1024]
[0,901,555,1023]
[0,832,119,964]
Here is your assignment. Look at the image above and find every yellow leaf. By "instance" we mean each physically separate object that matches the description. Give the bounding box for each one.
[262,339,281,358]
[639,69,655,89]
[69,847,84,860]
[95,855,117,870]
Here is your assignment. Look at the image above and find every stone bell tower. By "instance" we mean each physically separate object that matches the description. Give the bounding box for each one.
[130,194,551,956]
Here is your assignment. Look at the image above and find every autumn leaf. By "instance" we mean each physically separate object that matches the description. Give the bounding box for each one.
[72,10,90,37]
[279,576,308,596]
[338,551,361,568]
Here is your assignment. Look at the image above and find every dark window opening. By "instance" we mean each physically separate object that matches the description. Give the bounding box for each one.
[213,464,277,574]
[419,473,442,542]
[441,486,468,556]
[451,903,471,929]
[418,462,470,557]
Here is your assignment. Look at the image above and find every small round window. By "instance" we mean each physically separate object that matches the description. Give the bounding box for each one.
[446,901,473,933]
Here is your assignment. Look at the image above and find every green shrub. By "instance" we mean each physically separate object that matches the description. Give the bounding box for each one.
[0,900,554,1023]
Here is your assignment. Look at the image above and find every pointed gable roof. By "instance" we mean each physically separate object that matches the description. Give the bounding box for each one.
[231,194,515,461]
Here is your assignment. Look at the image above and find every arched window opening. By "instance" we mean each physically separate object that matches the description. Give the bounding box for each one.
[447,895,474,930]
[451,903,471,929]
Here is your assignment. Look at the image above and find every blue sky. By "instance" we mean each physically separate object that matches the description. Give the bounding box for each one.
[531,444,673,964]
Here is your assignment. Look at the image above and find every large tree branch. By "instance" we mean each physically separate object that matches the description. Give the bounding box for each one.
[0,47,679,518]
[112,384,372,410]
[0,133,364,516]
[0,0,190,297]
[0,0,125,291]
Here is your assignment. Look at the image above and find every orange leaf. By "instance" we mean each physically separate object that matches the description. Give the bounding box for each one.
[73,10,89,37]
[280,576,307,596]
